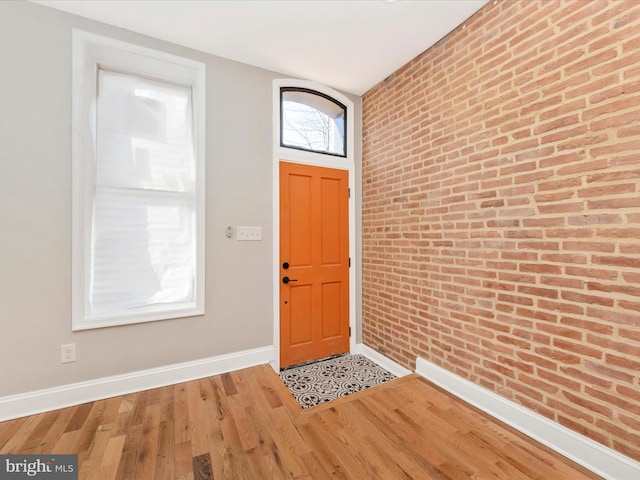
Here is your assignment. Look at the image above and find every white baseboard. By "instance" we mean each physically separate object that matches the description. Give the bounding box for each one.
[353,343,412,378]
[416,357,640,480]
[0,346,274,422]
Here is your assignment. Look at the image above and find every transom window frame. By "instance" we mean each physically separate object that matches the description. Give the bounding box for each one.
[71,29,206,331]
[279,87,348,158]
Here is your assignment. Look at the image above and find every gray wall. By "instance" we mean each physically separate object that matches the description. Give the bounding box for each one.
[0,1,362,397]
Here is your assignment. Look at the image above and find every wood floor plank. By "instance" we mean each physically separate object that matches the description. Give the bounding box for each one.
[156,419,174,473]
[129,391,149,428]
[195,377,228,478]
[52,430,82,456]
[299,450,335,479]
[0,364,603,480]
[261,445,291,480]
[174,441,194,480]
[0,417,27,451]
[113,423,142,480]
[118,393,137,414]
[173,383,191,446]
[1,413,45,453]
[74,400,108,467]
[101,433,127,468]
[65,402,93,433]
[36,405,79,454]
[157,387,175,474]
[192,452,213,480]
[19,409,60,453]
[80,424,112,480]
[185,379,209,458]
[134,402,161,479]
[221,372,238,396]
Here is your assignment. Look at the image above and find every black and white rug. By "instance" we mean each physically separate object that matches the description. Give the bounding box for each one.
[279,354,396,409]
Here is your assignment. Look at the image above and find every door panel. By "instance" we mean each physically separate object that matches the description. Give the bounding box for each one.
[321,282,342,338]
[289,174,312,265]
[289,285,313,345]
[280,162,349,368]
[321,177,341,264]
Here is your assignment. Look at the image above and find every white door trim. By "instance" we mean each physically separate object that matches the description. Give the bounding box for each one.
[271,79,356,372]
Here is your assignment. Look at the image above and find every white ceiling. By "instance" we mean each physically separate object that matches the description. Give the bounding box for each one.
[33,0,489,96]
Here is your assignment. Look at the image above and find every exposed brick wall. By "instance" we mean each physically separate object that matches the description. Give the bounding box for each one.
[362,0,640,462]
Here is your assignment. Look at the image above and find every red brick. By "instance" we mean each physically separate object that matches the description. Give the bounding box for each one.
[616,385,640,406]
[519,263,561,275]
[540,253,587,265]
[578,184,636,198]
[538,299,584,316]
[536,176,582,192]
[538,323,582,341]
[584,360,633,385]
[593,255,640,269]
[593,51,640,76]
[587,334,640,357]
[568,214,622,226]
[619,300,640,313]
[518,285,559,299]
[546,227,597,239]
[587,306,638,326]
[619,328,640,342]
[587,281,640,298]
[564,390,613,418]
[516,306,558,323]
[595,419,640,448]
[591,139,640,158]
[588,197,640,210]
[541,125,589,145]
[560,316,614,335]
[557,133,609,152]
[553,339,604,359]
[559,366,613,389]
[517,351,557,371]
[516,373,559,394]
[590,109,640,132]
[561,290,615,307]
[542,71,590,98]
[533,347,581,365]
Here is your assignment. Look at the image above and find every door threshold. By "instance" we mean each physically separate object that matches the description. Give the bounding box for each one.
[280,352,348,372]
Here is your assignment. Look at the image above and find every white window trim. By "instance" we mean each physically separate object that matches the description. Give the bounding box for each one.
[271,79,356,371]
[71,29,206,330]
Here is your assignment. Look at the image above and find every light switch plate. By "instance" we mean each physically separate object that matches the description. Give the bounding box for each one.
[237,226,261,241]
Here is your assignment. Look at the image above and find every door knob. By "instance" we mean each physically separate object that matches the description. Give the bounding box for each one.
[282,262,290,270]
[282,276,298,284]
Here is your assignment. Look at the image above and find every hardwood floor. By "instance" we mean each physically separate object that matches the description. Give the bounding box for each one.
[0,364,601,479]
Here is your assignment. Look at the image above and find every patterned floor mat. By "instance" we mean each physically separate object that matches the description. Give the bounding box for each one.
[279,354,396,409]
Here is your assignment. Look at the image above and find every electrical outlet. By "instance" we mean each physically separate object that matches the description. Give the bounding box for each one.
[237,226,262,241]
[61,343,76,363]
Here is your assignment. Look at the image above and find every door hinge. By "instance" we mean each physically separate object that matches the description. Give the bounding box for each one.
[348,188,351,198]
[349,327,351,337]
[349,257,351,268]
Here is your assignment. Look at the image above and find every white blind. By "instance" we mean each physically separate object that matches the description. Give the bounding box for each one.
[90,69,196,317]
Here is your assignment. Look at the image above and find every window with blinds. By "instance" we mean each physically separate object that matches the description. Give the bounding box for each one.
[72,30,205,330]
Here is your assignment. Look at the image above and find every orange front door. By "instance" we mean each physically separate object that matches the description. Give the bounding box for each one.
[279,162,350,368]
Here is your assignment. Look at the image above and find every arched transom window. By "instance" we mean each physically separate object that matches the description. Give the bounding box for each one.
[280,87,347,157]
